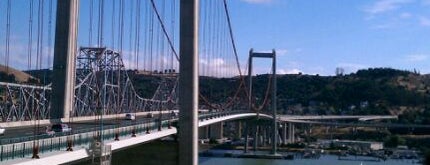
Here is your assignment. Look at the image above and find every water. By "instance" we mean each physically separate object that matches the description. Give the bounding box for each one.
[200,155,420,165]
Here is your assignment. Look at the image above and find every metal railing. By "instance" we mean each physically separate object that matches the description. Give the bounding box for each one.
[0,110,249,162]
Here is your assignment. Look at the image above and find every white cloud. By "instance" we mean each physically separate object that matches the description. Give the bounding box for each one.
[405,54,428,62]
[199,58,239,77]
[364,0,412,14]
[277,68,301,74]
[419,16,430,26]
[241,0,273,4]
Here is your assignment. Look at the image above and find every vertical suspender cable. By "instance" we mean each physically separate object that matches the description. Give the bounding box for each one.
[149,5,154,72]
[89,0,93,46]
[135,0,141,70]
[223,0,243,77]
[128,0,134,69]
[150,0,179,61]
[111,0,116,49]
[28,0,34,70]
[35,0,41,70]
[5,0,11,73]
[47,0,53,80]
[98,0,104,47]
[39,0,44,70]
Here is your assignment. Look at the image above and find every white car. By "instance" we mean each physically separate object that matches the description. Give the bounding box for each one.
[51,124,72,133]
[0,127,5,135]
[125,113,136,120]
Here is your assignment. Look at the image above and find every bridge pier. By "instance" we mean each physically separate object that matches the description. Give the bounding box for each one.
[288,122,295,143]
[244,122,249,153]
[209,122,224,140]
[235,121,242,140]
[282,122,287,145]
[253,125,259,151]
[199,126,209,139]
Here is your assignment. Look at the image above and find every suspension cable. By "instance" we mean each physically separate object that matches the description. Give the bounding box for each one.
[27,0,34,70]
[5,0,11,73]
[223,0,242,77]
[149,0,179,61]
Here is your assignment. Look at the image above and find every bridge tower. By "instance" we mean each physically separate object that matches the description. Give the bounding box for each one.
[51,0,79,122]
[248,49,278,155]
[179,0,199,165]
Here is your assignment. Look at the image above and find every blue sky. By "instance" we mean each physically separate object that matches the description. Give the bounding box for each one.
[230,0,430,75]
[1,0,430,76]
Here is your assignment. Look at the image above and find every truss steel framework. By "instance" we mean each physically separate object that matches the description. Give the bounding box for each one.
[0,47,178,122]
[0,82,51,122]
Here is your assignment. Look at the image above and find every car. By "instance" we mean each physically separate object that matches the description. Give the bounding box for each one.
[170,111,178,118]
[0,127,5,135]
[125,113,136,120]
[146,113,154,118]
[51,124,72,133]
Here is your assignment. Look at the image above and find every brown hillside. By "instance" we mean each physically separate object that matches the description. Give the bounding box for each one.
[0,64,36,82]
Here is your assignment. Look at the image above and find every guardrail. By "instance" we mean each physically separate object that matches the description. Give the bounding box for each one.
[0,110,248,162]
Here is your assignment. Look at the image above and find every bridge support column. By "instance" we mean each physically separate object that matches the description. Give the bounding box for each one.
[51,0,79,121]
[244,123,249,153]
[209,122,223,140]
[253,125,259,151]
[262,128,267,146]
[235,121,242,140]
[178,0,199,164]
[199,126,209,139]
[288,122,295,143]
[282,123,287,145]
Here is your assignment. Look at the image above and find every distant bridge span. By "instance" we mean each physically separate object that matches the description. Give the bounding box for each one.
[279,115,398,121]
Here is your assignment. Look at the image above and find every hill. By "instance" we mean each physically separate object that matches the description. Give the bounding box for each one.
[0,64,38,83]
[2,67,429,124]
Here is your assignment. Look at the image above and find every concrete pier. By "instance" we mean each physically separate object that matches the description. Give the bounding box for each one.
[209,122,224,140]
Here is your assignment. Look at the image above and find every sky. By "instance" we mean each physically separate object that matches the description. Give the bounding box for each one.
[230,0,430,75]
[1,0,430,76]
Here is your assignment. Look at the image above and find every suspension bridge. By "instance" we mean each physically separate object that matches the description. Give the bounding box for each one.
[0,0,414,165]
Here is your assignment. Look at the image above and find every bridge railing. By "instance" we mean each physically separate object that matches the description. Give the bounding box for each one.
[0,110,248,162]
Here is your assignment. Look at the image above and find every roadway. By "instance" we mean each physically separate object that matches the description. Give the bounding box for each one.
[0,113,174,144]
